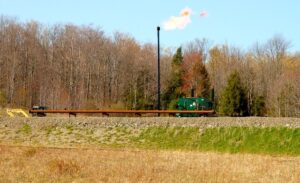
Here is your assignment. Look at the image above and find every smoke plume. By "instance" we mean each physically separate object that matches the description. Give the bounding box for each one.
[162,7,208,31]
[163,7,192,31]
[200,10,208,17]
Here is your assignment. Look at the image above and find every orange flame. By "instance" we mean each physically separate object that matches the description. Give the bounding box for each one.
[180,7,192,17]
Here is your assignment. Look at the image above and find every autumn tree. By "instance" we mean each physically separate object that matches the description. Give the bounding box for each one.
[207,45,243,103]
[251,36,292,116]
[182,39,210,98]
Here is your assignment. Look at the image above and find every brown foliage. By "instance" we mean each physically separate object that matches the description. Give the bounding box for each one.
[0,17,162,110]
[0,17,299,116]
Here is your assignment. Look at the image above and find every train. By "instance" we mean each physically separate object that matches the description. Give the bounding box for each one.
[176,97,214,117]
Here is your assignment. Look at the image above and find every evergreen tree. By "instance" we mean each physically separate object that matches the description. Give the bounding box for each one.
[251,96,266,116]
[162,47,184,109]
[219,71,248,116]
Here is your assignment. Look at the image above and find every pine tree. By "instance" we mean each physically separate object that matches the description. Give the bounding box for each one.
[219,71,248,116]
[251,96,265,116]
[162,47,184,109]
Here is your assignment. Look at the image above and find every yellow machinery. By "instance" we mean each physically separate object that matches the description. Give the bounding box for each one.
[6,109,29,118]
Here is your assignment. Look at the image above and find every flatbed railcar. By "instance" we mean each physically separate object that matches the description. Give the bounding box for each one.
[29,97,215,117]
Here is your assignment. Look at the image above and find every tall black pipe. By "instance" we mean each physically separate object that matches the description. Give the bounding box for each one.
[157,26,161,111]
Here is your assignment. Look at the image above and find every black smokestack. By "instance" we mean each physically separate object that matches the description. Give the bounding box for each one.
[157,26,161,112]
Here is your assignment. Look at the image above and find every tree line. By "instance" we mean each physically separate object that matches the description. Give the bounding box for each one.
[0,16,299,117]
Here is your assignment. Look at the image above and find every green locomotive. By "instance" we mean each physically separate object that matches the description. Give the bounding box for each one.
[176,97,214,117]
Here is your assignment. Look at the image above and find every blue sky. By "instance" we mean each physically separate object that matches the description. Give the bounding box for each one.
[0,0,300,52]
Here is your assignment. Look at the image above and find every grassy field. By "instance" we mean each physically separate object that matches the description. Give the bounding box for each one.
[0,119,300,182]
[0,145,299,183]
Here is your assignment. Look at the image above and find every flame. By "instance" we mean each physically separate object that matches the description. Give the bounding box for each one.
[180,7,192,17]
[162,7,208,31]
[163,7,192,31]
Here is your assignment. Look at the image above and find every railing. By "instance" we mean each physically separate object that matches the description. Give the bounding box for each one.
[29,109,215,117]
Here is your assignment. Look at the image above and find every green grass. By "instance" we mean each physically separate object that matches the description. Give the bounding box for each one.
[132,126,300,155]
[17,124,32,135]
[2,124,299,155]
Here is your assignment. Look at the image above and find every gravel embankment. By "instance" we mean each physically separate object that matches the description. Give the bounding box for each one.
[0,117,299,147]
[0,117,299,129]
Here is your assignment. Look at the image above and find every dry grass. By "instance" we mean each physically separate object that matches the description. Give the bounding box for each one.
[0,145,299,182]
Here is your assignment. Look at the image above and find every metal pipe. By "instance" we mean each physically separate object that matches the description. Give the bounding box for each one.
[157,26,161,112]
